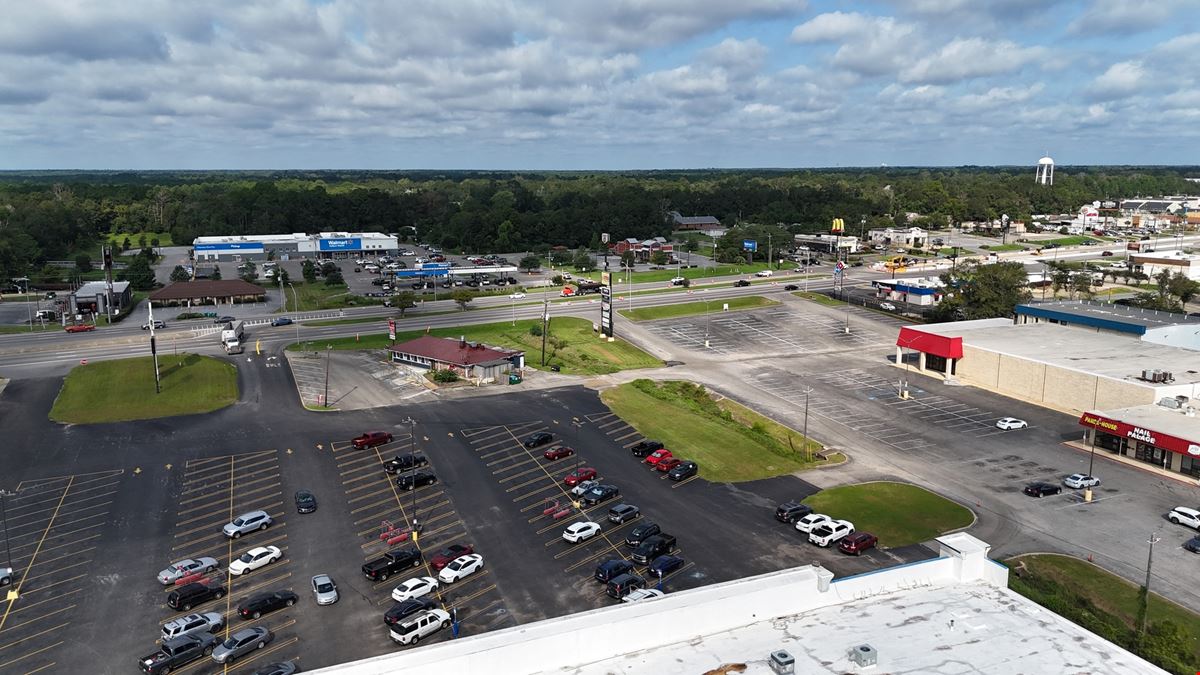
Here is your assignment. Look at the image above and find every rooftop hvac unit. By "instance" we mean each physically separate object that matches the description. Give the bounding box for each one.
[849,643,878,667]
[1141,369,1155,382]
[1159,397,1183,409]
[768,649,795,675]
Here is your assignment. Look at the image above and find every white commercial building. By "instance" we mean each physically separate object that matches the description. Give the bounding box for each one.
[1131,250,1200,281]
[310,534,1163,675]
[192,232,397,262]
[791,233,859,254]
[867,227,928,248]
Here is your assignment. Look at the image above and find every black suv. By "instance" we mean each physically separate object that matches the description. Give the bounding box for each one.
[167,582,226,611]
[237,590,298,620]
[384,454,429,474]
[384,599,435,627]
[524,432,553,448]
[594,558,635,583]
[629,440,664,457]
[775,501,813,523]
[625,521,660,547]
[396,471,438,491]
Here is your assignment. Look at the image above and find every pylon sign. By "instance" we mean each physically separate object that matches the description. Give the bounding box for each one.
[831,218,845,234]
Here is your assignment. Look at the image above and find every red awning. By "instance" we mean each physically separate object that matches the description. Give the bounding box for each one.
[1080,412,1200,457]
[897,327,963,359]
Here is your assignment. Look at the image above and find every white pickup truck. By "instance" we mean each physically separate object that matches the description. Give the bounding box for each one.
[0,567,13,587]
[809,520,854,547]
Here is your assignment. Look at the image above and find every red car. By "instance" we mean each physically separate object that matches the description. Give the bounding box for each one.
[838,532,878,556]
[352,431,393,449]
[644,449,674,467]
[429,543,474,571]
[64,324,95,333]
[543,446,575,461]
[564,467,597,487]
[656,457,683,473]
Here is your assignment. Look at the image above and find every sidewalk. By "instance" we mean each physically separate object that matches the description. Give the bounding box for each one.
[1062,439,1200,488]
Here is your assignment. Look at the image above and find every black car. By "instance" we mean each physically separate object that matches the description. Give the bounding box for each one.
[384,453,429,474]
[251,662,299,675]
[648,554,685,577]
[270,318,292,327]
[775,500,813,523]
[624,521,660,547]
[396,471,438,491]
[582,484,619,506]
[629,440,664,458]
[1023,482,1062,498]
[784,284,799,291]
[1184,536,1200,553]
[524,432,553,449]
[384,598,435,627]
[734,280,751,287]
[237,590,298,620]
[594,558,635,583]
[167,582,226,611]
[214,315,236,324]
[294,490,317,514]
[667,461,698,481]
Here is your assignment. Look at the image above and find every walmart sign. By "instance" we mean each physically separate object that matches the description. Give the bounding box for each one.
[319,238,362,251]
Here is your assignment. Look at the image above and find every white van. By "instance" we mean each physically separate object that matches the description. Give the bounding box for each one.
[389,609,450,646]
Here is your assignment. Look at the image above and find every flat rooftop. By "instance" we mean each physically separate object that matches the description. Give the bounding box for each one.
[915,321,1200,387]
[1093,403,1200,442]
[1016,300,1200,330]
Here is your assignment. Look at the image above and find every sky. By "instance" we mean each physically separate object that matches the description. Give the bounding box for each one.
[1,0,1197,170]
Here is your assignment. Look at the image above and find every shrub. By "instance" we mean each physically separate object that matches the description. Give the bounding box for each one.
[431,369,459,383]
[529,324,543,336]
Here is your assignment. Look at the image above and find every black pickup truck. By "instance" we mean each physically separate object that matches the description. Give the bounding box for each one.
[139,634,220,674]
[630,533,677,565]
[383,453,429,475]
[362,547,422,582]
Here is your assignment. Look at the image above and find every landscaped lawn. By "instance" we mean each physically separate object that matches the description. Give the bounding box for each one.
[619,296,779,321]
[105,231,175,248]
[802,482,973,547]
[50,354,238,424]
[290,317,661,376]
[1006,553,1199,673]
[1042,235,1101,247]
[979,243,1026,252]
[0,324,58,334]
[601,380,835,482]
[792,291,844,307]
[576,262,795,285]
[283,282,385,311]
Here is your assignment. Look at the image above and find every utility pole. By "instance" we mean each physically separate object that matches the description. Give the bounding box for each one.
[1139,531,1161,634]
[540,300,549,366]
[323,344,332,407]
[767,232,773,268]
[0,488,15,572]
[801,387,812,462]
[148,303,161,394]
[407,417,420,536]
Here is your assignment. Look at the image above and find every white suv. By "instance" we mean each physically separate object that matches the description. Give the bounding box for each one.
[389,608,450,646]
[1169,507,1200,530]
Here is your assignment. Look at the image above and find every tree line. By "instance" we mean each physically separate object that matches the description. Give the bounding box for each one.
[1,167,1195,286]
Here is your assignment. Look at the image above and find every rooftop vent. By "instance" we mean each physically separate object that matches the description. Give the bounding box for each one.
[849,643,878,668]
[768,649,795,675]
[1159,397,1183,409]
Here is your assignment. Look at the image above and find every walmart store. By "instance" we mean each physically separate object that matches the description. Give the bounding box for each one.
[192,232,397,262]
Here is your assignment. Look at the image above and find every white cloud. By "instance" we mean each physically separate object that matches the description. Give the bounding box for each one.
[792,13,920,77]
[701,38,768,73]
[1068,0,1190,35]
[1090,61,1146,100]
[901,38,1046,84]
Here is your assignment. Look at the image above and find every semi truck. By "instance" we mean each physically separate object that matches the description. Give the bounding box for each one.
[221,320,245,354]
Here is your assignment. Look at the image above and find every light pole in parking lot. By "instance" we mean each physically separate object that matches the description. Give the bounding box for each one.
[0,488,15,572]
[1139,531,1161,635]
[323,344,332,408]
[1085,429,1098,503]
[704,299,712,349]
[406,417,422,537]
[801,387,812,462]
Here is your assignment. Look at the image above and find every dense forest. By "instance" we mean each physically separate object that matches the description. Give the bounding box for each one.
[0,167,1196,283]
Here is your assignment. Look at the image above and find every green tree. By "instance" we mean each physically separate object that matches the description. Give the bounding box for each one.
[138,233,148,249]
[572,248,593,270]
[518,255,541,273]
[392,291,417,317]
[211,266,222,280]
[649,250,668,265]
[549,249,572,265]
[74,253,92,273]
[451,289,474,311]
[121,236,132,251]
[118,254,157,291]
[150,237,160,248]
[240,260,258,282]
[169,265,190,283]
[324,268,345,286]
[933,261,1031,321]
[1167,272,1199,307]
[496,220,515,251]
[302,259,317,283]
[1071,272,1095,300]
[620,250,636,268]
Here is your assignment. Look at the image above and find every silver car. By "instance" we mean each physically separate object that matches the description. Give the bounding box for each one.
[222,510,273,539]
[212,627,273,664]
[161,612,224,641]
[311,573,338,605]
[0,567,13,587]
[157,557,219,585]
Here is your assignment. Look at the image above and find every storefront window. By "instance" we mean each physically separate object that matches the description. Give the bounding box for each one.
[1095,432,1124,453]
[1182,457,1200,479]
[1133,442,1167,467]
[925,354,947,373]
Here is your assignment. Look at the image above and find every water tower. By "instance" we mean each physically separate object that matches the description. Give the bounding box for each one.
[1035,154,1054,186]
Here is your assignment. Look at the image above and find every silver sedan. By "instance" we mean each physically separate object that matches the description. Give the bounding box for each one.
[212,627,273,664]
[312,573,338,605]
[157,557,219,585]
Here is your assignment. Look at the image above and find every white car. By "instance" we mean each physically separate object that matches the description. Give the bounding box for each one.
[509,292,526,299]
[161,611,224,641]
[995,417,1028,430]
[1063,474,1100,489]
[312,573,339,605]
[669,276,686,285]
[562,272,573,280]
[879,302,896,311]
[438,554,484,584]
[755,270,773,277]
[1168,506,1200,530]
[622,588,665,603]
[228,546,282,576]
[794,513,834,534]
[392,575,439,602]
[562,521,602,544]
[157,557,219,584]
[809,519,855,547]
[570,479,600,498]
[389,608,450,646]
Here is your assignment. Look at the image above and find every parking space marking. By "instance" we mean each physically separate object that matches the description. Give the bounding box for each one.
[0,476,74,633]
[0,640,64,671]
[0,612,71,638]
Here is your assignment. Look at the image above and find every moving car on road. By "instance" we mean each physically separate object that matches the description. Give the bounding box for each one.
[212,627,273,664]
[352,431,393,449]
[158,557,219,585]
[294,489,317,513]
[734,279,751,287]
[64,323,95,333]
[1062,474,1100,489]
[311,573,338,605]
[142,320,166,330]
[1023,482,1062,498]
[995,417,1028,430]
[563,521,602,544]
[879,302,896,311]
[228,546,282,576]
[270,317,293,327]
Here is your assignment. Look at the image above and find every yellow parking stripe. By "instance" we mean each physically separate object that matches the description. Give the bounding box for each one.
[6,588,80,616]
[510,482,561,503]
[0,609,72,637]
[0,476,74,635]
[0,640,63,670]
[23,660,58,675]
[3,489,116,521]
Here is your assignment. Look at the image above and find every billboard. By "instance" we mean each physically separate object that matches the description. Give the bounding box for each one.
[742,239,758,252]
[194,243,264,252]
[319,238,362,251]
[388,319,396,341]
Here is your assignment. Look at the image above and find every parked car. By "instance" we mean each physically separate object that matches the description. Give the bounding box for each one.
[391,576,439,602]
[656,457,683,473]
[438,554,484,584]
[64,324,95,333]
[389,608,451,646]
[733,279,751,287]
[629,440,664,457]
[311,573,338,605]
[581,484,620,506]
[543,446,575,461]
[223,510,273,538]
[622,588,665,603]
[608,503,640,524]
[838,532,878,556]
[995,417,1028,430]
[563,521,602,544]
[293,489,317,514]
[160,612,224,641]
[879,302,896,311]
[1168,506,1200,529]
[140,634,220,674]
[605,572,646,599]
[648,554,685,577]
[631,534,676,565]
[251,662,299,675]
[384,598,436,627]
[237,590,298,620]
[643,449,674,467]
[363,547,423,582]
[564,467,597,487]
[167,582,226,611]
[158,557,219,585]
[228,546,282,576]
[212,627,273,664]
[668,461,698,481]
[809,520,855,547]
[352,431,393,449]
[625,521,661,547]
[429,544,475,571]
[396,470,438,491]
[595,558,635,583]
[1023,482,1062,498]
[141,320,166,330]
[1184,536,1200,553]
[524,432,554,448]
[775,501,814,524]
[794,513,834,534]
[1062,474,1100,489]
[383,453,428,474]
[270,317,293,327]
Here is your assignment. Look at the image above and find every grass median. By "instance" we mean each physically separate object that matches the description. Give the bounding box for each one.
[792,291,844,307]
[50,353,238,424]
[801,482,973,547]
[1006,553,1199,673]
[619,295,779,321]
[601,380,836,482]
[289,316,661,376]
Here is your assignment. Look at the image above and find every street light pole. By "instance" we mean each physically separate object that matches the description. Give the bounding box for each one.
[801,387,812,462]
[704,299,712,349]
[0,489,15,571]
[323,344,332,407]
[1140,531,1161,634]
[407,417,420,536]
[287,283,300,344]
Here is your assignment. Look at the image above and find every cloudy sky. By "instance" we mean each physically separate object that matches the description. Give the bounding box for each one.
[1,0,1196,170]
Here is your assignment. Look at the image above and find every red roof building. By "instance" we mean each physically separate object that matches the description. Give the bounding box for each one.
[388,335,525,382]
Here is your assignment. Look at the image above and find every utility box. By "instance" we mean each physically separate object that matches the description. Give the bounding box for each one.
[849,644,878,667]
[768,649,795,675]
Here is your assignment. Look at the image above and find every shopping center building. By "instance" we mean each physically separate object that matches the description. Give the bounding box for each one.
[192,232,397,262]
[1080,402,1200,477]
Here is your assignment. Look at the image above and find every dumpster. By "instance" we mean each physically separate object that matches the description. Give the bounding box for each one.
[508,374,523,385]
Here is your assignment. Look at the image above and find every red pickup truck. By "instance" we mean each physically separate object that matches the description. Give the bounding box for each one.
[352,431,393,449]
